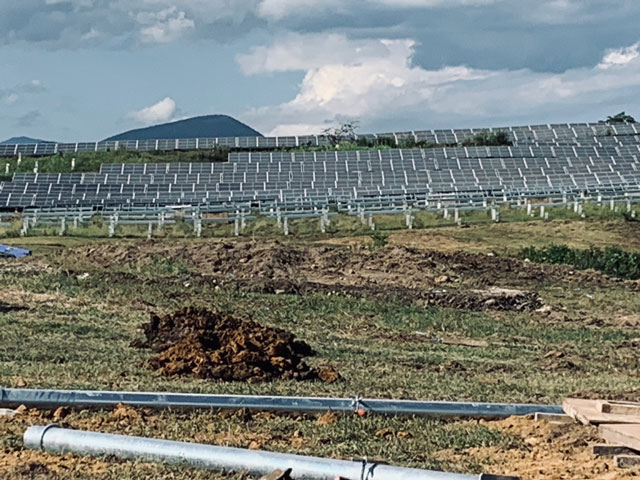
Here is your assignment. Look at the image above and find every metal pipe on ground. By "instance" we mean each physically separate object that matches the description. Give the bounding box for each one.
[24,425,518,480]
[1,388,563,418]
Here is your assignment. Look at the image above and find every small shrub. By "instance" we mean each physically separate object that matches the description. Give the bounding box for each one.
[90,215,104,228]
[370,230,388,249]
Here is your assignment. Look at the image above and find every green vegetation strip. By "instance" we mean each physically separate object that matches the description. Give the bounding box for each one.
[521,244,640,280]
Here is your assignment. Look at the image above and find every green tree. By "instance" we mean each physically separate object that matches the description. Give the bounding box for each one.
[605,112,636,124]
[322,121,360,146]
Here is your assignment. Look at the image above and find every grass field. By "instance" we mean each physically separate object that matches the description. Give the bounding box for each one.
[1,216,640,479]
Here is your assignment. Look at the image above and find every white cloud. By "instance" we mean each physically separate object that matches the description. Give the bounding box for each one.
[136,6,195,44]
[242,36,640,134]
[81,28,100,41]
[128,97,177,125]
[44,0,94,6]
[3,93,19,105]
[373,0,497,6]
[265,123,331,137]
[0,80,45,106]
[598,42,640,69]
[237,33,411,74]
[256,0,499,20]
[257,0,340,20]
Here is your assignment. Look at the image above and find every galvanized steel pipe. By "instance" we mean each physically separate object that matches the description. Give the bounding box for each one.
[24,425,517,480]
[1,388,563,418]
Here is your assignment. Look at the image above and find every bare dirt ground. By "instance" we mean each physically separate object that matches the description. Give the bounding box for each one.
[53,240,635,316]
[61,239,626,288]
[438,416,640,480]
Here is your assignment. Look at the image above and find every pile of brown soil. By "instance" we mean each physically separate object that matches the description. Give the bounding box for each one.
[435,416,640,480]
[132,307,338,383]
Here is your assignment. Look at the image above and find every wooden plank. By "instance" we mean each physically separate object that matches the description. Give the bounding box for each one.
[592,444,639,457]
[534,412,574,424]
[599,424,640,452]
[563,398,640,425]
[597,400,640,416]
[0,408,16,418]
[614,454,640,469]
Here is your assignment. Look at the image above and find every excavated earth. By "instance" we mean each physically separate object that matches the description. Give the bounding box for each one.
[54,240,636,312]
[2,406,639,480]
[436,415,640,480]
[132,307,340,383]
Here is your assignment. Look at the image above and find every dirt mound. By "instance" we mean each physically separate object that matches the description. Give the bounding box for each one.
[436,416,639,480]
[65,240,631,288]
[60,240,632,314]
[133,307,338,383]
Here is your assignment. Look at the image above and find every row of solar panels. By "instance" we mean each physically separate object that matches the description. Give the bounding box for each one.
[2,156,639,208]
[1,122,639,158]
[3,180,638,209]
[84,144,640,176]
[13,154,639,185]
[4,170,633,197]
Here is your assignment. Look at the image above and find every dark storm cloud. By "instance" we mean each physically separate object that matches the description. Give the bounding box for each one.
[2,0,638,74]
[263,0,640,73]
[0,0,265,48]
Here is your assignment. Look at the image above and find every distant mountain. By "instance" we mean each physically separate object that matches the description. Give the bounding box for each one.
[105,115,262,141]
[0,136,55,145]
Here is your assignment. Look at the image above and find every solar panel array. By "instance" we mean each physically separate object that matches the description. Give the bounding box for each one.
[2,135,640,210]
[1,122,639,158]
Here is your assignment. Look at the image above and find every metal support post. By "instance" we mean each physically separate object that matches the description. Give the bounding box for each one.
[108,215,116,237]
[405,212,414,229]
[368,214,375,231]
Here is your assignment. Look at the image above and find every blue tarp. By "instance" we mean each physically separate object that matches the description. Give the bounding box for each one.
[0,243,31,258]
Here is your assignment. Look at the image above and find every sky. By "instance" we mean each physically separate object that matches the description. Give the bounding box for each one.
[1,0,640,142]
